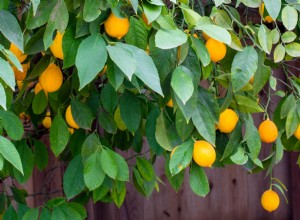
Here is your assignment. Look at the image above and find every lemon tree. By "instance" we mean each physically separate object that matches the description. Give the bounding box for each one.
[0,0,298,218]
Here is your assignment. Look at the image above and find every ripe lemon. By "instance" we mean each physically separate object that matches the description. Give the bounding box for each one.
[50,31,64,60]
[258,119,278,143]
[65,105,79,129]
[104,12,130,39]
[114,106,127,131]
[9,43,27,63]
[205,38,227,63]
[202,32,210,41]
[218,109,239,133]
[261,189,280,212]
[193,140,216,167]
[166,99,173,108]
[13,63,30,81]
[265,16,274,23]
[42,116,52,129]
[39,63,63,93]
[294,125,300,140]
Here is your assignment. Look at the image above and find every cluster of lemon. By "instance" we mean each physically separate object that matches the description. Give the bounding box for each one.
[12,12,132,133]
[168,104,292,212]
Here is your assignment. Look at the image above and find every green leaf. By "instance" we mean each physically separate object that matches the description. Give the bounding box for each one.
[83,0,102,22]
[285,43,300,57]
[281,94,295,119]
[281,31,297,44]
[263,0,281,20]
[100,83,118,115]
[171,67,194,105]
[136,157,155,182]
[286,104,299,138]
[125,17,148,50]
[231,46,258,91]
[240,0,261,7]
[76,34,107,90]
[26,55,50,80]
[175,109,194,141]
[192,102,216,146]
[3,205,17,220]
[107,58,125,90]
[81,133,102,163]
[0,57,15,90]
[0,10,24,51]
[17,204,30,220]
[169,139,193,175]
[230,146,248,165]
[0,110,24,140]
[43,0,69,49]
[33,140,49,171]
[155,111,173,151]
[63,25,81,69]
[11,187,27,205]
[274,44,285,63]
[0,83,6,110]
[142,2,162,23]
[93,182,110,202]
[189,163,210,197]
[32,90,48,115]
[198,87,220,123]
[0,136,23,174]
[24,27,45,55]
[26,0,57,29]
[155,28,188,49]
[181,7,201,26]
[271,29,280,44]
[13,141,34,183]
[165,157,184,192]
[146,106,164,155]
[275,132,284,164]
[100,148,118,179]
[258,24,272,54]
[106,44,136,80]
[67,203,87,220]
[120,90,141,133]
[228,31,243,51]
[116,43,164,96]
[253,51,271,94]
[23,208,39,220]
[282,5,298,31]
[98,109,117,134]
[190,36,210,67]
[50,114,70,156]
[111,181,126,208]
[232,95,264,113]
[244,115,261,159]
[61,204,82,220]
[63,155,85,199]
[71,99,94,129]
[195,24,231,44]
[40,208,51,220]
[83,151,105,191]
[221,122,242,160]
[51,207,66,220]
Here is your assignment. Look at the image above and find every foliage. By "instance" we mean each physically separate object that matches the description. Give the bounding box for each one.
[0,0,298,217]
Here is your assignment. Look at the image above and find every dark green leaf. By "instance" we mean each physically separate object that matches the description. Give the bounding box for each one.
[23,208,39,220]
[169,139,193,175]
[63,25,81,69]
[136,157,155,182]
[98,109,117,134]
[63,155,85,199]
[125,17,148,50]
[165,157,184,192]
[189,163,210,197]
[155,111,173,151]
[32,90,48,115]
[50,114,69,156]
[71,99,94,129]
[33,140,48,171]
[100,83,118,114]
[120,90,141,133]
[221,121,242,160]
